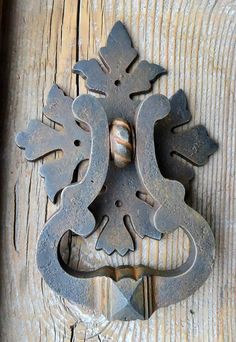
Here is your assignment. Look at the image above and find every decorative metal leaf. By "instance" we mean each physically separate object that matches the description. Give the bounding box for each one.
[90,164,162,256]
[70,21,166,254]
[155,89,218,191]
[15,84,90,202]
[72,22,218,254]
[73,21,166,123]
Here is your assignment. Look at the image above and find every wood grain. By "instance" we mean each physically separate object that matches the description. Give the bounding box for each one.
[0,0,235,341]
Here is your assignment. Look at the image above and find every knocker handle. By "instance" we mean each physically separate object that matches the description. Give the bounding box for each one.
[37,94,215,321]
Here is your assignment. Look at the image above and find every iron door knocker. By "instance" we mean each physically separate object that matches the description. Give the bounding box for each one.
[16,21,217,321]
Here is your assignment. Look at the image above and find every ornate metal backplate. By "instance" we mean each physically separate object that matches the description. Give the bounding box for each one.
[15,21,217,321]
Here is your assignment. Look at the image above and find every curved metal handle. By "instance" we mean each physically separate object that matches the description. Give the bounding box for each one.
[135,94,215,309]
[37,94,110,305]
[37,94,215,321]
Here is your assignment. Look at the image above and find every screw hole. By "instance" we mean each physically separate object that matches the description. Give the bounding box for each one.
[114,80,121,86]
[74,140,80,147]
[115,200,122,207]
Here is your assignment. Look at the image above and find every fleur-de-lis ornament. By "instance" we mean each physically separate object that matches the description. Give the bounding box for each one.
[16,21,217,321]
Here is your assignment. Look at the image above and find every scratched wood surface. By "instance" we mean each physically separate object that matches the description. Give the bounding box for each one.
[0,0,235,341]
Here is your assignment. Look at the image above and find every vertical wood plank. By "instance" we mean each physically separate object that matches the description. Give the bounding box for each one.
[0,0,235,341]
[0,1,85,341]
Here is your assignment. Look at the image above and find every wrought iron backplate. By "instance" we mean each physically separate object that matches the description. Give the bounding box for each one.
[15,21,217,321]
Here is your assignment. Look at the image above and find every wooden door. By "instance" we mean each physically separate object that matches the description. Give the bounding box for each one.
[1,0,235,341]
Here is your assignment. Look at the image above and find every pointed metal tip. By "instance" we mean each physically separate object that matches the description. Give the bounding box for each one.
[113,20,125,29]
[72,61,81,74]
[47,83,60,98]
[174,88,187,99]
[160,66,168,75]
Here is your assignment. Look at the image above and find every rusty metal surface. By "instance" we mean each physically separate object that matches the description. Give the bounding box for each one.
[155,89,218,191]
[15,21,217,321]
[15,85,91,202]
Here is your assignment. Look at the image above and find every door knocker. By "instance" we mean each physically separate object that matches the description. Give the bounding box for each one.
[15,21,218,321]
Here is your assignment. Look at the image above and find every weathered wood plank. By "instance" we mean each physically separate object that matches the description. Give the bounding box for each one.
[0,0,235,341]
[0,1,82,341]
